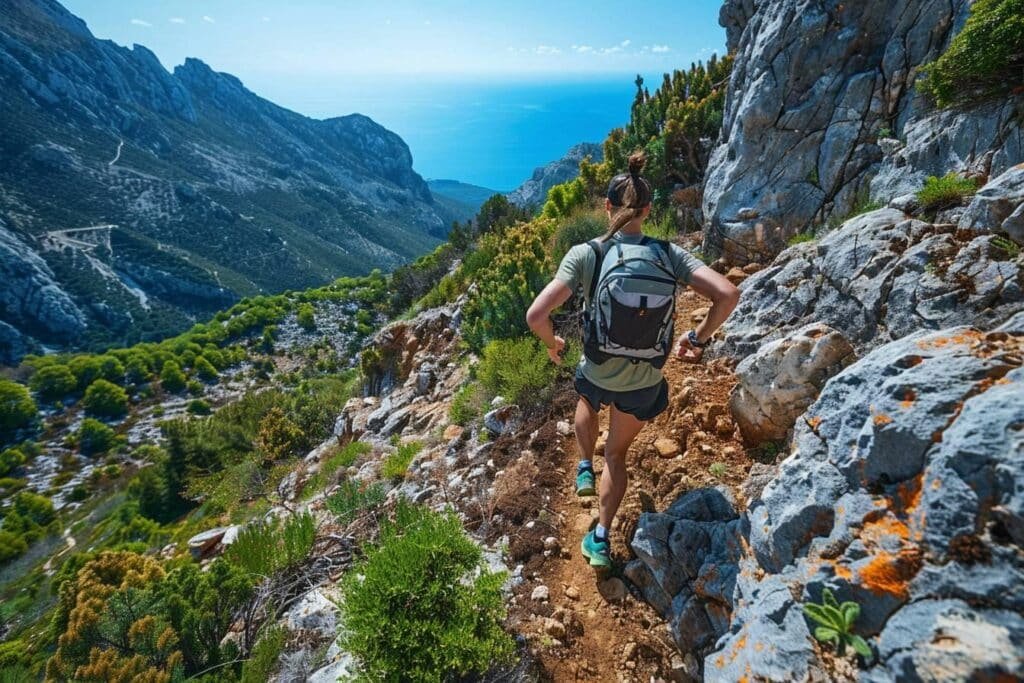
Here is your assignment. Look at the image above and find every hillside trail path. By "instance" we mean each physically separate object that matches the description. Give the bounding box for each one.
[517,286,755,682]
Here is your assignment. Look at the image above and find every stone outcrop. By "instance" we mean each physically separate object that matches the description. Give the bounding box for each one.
[708,319,1024,681]
[959,163,1024,242]
[703,0,1023,262]
[719,206,1024,360]
[730,323,855,445]
[506,143,603,208]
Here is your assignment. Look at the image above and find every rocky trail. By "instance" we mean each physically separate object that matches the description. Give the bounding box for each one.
[504,281,758,682]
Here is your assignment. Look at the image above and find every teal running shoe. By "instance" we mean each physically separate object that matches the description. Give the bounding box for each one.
[575,461,595,497]
[580,530,611,568]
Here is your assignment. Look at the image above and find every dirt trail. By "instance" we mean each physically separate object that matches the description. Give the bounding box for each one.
[507,282,757,681]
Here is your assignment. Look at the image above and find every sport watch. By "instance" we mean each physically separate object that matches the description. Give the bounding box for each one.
[687,329,709,349]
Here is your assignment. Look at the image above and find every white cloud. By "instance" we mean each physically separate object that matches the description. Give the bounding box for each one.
[202,15,215,24]
[130,18,152,27]
[535,45,561,55]
[169,17,185,24]
[598,45,623,55]
[651,44,671,53]
[572,44,593,53]
[620,39,631,47]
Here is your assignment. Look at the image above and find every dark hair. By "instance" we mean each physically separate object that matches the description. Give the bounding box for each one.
[602,151,652,241]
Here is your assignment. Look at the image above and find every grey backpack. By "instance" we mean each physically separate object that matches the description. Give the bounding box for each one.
[582,236,677,370]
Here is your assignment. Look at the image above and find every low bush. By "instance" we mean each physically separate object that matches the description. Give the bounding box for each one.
[160,360,187,393]
[224,512,317,577]
[327,480,387,526]
[254,406,305,463]
[29,365,77,402]
[448,382,486,426]
[82,378,129,418]
[240,626,287,683]
[477,336,577,408]
[0,448,26,478]
[194,355,219,382]
[918,0,1024,106]
[296,302,316,330]
[0,380,36,438]
[77,418,119,456]
[339,503,515,681]
[916,172,977,211]
[551,210,606,264]
[187,399,212,415]
[381,441,422,480]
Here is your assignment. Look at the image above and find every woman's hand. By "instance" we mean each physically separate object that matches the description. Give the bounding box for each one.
[675,335,704,363]
[547,336,566,365]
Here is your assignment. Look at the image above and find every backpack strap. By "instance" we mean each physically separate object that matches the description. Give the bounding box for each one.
[586,239,613,302]
[640,235,674,273]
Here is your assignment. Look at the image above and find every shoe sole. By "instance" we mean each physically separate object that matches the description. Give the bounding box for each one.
[580,538,612,568]
[576,485,596,497]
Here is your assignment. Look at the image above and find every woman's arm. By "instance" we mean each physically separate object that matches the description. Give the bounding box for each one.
[526,279,575,365]
[677,266,741,363]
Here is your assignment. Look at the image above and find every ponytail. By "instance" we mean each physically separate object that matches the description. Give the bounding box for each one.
[602,151,652,242]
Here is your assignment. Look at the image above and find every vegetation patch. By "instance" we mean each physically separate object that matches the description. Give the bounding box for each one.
[916,173,977,212]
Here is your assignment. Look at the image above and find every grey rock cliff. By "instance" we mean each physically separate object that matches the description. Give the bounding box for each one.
[506,143,603,208]
[702,0,1023,263]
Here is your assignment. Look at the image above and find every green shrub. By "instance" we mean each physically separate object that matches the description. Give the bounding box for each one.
[254,406,305,463]
[787,232,816,247]
[29,365,77,401]
[194,356,219,382]
[340,503,514,681]
[0,530,27,564]
[240,626,287,683]
[381,441,422,480]
[187,379,204,396]
[0,380,36,437]
[224,512,317,576]
[551,210,607,264]
[477,336,576,408]
[160,360,187,393]
[77,418,119,456]
[187,399,212,415]
[68,355,104,390]
[0,448,26,478]
[916,172,978,211]
[448,382,486,426]
[918,0,1024,106]
[296,302,316,330]
[327,480,387,526]
[993,235,1022,258]
[82,379,130,418]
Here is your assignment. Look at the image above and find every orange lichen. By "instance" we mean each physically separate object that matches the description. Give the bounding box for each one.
[896,474,923,513]
[873,413,893,426]
[857,549,922,600]
[807,416,822,430]
[731,635,748,663]
[861,515,911,545]
[900,388,917,409]
[754,642,764,653]
[714,655,725,669]
[834,564,853,580]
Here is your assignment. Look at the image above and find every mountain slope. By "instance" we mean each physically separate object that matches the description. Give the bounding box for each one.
[427,179,503,223]
[0,0,447,360]
[506,142,603,209]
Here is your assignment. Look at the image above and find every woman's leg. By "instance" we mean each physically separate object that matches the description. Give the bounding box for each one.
[598,405,646,530]
[574,397,600,462]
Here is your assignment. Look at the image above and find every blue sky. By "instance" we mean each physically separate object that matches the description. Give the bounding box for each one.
[62,1,726,79]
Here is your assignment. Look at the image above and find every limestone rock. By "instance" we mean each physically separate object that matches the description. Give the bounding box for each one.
[484,404,520,437]
[730,323,855,445]
[959,164,1024,243]
[283,588,338,640]
[653,437,681,458]
[507,143,603,208]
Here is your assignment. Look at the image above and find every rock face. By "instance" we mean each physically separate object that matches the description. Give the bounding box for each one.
[506,143,603,208]
[701,320,1024,681]
[0,0,450,361]
[720,207,1024,360]
[730,323,855,445]
[959,164,1024,243]
[703,0,1023,262]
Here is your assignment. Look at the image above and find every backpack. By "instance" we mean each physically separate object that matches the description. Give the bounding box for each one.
[582,236,677,370]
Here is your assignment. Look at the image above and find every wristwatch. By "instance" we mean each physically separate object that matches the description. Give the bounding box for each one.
[687,330,709,349]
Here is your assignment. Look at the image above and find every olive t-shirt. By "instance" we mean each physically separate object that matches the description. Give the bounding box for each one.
[554,233,706,392]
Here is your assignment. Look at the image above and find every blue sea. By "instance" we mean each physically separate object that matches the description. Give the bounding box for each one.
[254,74,644,191]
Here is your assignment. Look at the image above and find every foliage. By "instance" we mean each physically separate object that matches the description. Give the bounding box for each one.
[224,512,317,577]
[82,379,130,418]
[709,462,728,478]
[551,209,607,264]
[296,302,316,330]
[29,365,77,402]
[993,235,1022,258]
[918,0,1024,106]
[240,625,286,683]
[461,218,557,350]
[326,480,387,526]
[76,418,119,456]
[0,448,26,478]
[787,232,816,246]
[187,398,212,415]
[0,491,57,564]
[193,355,219,382]
[477,336,577,408]
[804,588,872,659]
[160,360,187,393]
[254,406,305,463]
[916,172,978,211]
[381,441,422,480]
[339,503,515,681]
[448,382,486,427]
[0,380,37,438]
[302,440,372,497]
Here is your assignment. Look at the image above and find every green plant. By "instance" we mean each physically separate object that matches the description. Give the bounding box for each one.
[551,210,607,264]
[29,365,77,402]
[381,441,422,480]
[993,235,1022,258]
[448,382,486,426]
[477,336,577,408]
[187,398,212,415]
[240,625,287,683]
[709,462,728,478]
[803,588,872,659]
[82,378,130,418]
[0,380,36,438]
[297,302,316,330]
[77,418,119,456]
[160,360,187,393]
[918,0,1024,106]
[327,480,387,526]
[194,355,219,382]
[339,503,515,681]
[787,232,816,247]
[224,512,317,576]
[916,172,978,211]
[254,406,305,463]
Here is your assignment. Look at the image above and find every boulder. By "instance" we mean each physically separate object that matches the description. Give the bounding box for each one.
[484,404,520,437]
[959,164,1024,243]
[730,323,855,445]
[188,526,234,559]
[283,588,339,640]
